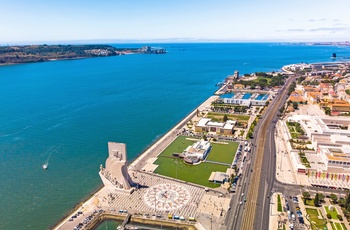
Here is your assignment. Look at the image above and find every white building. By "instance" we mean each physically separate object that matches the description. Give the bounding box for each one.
[195,118,235,135]
[287,115,350,172]
[182,140,211,160]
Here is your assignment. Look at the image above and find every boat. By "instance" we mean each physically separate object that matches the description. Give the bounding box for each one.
[42,164,48,170]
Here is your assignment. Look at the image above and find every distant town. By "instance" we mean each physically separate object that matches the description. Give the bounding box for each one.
[0,44,166,65]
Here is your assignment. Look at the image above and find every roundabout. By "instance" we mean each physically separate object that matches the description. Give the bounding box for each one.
[143,183,191,212]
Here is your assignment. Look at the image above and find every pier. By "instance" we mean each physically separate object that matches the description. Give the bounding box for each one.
[119,213,131,230]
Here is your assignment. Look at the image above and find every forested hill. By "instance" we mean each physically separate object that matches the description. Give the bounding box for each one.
[0,44,165,64]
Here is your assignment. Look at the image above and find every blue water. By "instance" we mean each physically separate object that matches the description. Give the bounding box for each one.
[1,43,350,229]
[220,92,235,98]
[221,93,267,101]
[255,94,266,100]
[242,93,251,99]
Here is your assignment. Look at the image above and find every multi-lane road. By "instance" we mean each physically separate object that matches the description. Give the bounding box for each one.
[225,75,295,230]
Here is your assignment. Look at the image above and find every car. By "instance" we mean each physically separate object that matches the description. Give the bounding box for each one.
[242,193,244,196]
[298,217,304,224]
[239,201,243,205]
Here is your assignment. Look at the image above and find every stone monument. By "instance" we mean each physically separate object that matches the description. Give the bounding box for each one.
[99,142,134,194]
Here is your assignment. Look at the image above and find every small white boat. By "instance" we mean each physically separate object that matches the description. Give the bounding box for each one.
[42,164,48,170]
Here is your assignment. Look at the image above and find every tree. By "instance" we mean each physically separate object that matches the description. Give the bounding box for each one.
[318,194,325,202]
[314,193,320,207]
[324,107,331,115]
[293,102,298,110]
[337,214,343,221]
[203,134,207,141]
[302,191,310,204]
[223,115,228,122]
[330,194,338,204]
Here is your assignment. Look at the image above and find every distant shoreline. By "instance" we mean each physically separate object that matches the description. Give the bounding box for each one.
[0,44,166,66]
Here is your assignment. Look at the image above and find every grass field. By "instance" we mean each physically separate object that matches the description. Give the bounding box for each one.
[206,141,238,164]
[306,208,327,230]
[155,136,199,157]
[331,222,345,230]
[206,112,250,123]
[325,206,339,219]
[304,198,315,206]
[153,135,235,188]
[154,158,228,188]
[341,223,347,230]
[277,194,282,212]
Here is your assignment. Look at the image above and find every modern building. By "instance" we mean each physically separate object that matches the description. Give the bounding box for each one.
[182,140,211,160]
[222,93,270,107]
[287,115,350,172]
[194,118,235,135]
[208,171,229,184]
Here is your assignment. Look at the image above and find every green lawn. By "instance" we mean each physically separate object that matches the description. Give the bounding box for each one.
[332,222,344,230]
[156,136,200,158]
[206,141,238,164]
[304,198,315,206]
[154,157,228,188]
[325,206,339,219]
[331,222,336,230]
[206,112,250,122]
[341,223,347,230]
[335,222,344,230]
[306,208,327,230]
[277,194,282,212]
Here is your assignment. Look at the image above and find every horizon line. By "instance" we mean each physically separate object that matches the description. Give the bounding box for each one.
[1,38,349,46]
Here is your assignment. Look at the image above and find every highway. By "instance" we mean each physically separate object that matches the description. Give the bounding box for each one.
[230,75,296,230]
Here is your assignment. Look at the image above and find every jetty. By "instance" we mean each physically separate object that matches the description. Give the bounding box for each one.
[119,213,132,230]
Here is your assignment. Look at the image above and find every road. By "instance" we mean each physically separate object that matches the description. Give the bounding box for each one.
[228,75,296,230]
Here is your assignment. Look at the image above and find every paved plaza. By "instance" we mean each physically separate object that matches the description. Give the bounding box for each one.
[98,172,206,218]
[144,183,191,212]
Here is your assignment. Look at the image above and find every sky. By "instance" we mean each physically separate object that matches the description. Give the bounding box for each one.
[1,0,350,44]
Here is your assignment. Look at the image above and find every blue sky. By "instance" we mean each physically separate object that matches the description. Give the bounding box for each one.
[1,0,350,44]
